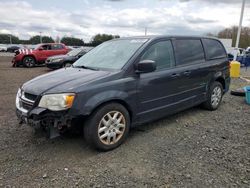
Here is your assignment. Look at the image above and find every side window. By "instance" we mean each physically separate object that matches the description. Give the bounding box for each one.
[202,39,227,59]
[174,39,205,66]
[52,44,64,50]
[41,45,52,50]
[141,40,175,70]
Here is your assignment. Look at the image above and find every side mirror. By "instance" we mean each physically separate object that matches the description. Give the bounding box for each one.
[136,60,156,73]
[38,47,44,51]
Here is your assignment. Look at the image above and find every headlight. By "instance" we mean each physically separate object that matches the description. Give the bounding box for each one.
[16,88,21,107]
[38,93,75,111]
[51,58,63,63]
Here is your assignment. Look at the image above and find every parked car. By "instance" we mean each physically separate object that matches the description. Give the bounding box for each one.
[229,48,250,67]
[7,45,20,53]
[12,43,69,67]
[16,36,230,151]
[46,47,93,70]
[0,44,7,52]
[236,50,250,67]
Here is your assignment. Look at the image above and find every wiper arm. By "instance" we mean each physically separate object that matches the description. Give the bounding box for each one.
[72,65,99,71]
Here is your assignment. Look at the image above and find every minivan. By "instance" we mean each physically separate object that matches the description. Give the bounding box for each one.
[16,36,230,151]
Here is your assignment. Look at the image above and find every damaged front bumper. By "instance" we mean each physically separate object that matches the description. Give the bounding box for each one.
[16,107,74,139]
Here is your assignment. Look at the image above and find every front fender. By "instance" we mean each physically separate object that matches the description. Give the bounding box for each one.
[71,90,135,116]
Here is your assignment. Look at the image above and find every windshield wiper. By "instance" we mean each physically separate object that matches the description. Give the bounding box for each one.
[72,65,99,71]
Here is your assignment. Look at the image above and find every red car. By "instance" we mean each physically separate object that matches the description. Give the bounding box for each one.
[12,43,69,67]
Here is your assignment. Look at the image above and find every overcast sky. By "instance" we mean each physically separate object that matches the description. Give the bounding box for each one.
[0,0,249,42]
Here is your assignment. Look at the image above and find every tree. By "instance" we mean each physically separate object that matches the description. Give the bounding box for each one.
[218,26,250,48]
[61,37,84,46]
[91,34,120,46]
[29,35,54,44]
[0,34,20,44]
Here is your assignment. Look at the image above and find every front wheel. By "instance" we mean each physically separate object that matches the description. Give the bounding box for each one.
[202,81,223,111]
[84,103,130,151]
[23,56,36,67]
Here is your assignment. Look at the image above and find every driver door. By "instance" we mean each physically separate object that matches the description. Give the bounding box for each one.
[136,40,183,123]
[38,44,52,61]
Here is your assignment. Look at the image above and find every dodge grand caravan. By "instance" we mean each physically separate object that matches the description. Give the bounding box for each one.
[16,36,230,151]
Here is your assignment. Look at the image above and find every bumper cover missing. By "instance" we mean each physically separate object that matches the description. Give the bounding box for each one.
[16,107,73,139]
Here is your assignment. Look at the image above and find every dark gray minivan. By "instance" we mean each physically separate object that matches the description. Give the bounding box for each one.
[16,36,230,150]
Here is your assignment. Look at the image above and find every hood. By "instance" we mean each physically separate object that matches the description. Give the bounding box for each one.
[16,48,35,55]
[22,67,112,95]
[47,54,69,60]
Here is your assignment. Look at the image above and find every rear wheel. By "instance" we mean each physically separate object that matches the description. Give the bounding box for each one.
[202,81,223,110]
[23,56,36,68]
[84,103,130,151]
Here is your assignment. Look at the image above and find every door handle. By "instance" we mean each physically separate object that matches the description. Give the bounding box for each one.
[171,73,180,78]
[183,71,191,76]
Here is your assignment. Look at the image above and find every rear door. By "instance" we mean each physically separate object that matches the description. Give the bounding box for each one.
[51,44,67,56]
[172,38,207,103]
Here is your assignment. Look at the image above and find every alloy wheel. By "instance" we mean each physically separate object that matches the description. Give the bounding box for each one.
[98,111,126,145]
[211,86,222,108]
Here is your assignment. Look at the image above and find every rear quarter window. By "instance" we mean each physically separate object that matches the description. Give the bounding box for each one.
[202,39,227,60]
[174,39,205,66]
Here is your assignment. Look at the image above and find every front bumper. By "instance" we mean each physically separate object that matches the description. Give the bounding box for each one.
[12,56,22,66]
[46,61,63,69]
[16,104,74,138]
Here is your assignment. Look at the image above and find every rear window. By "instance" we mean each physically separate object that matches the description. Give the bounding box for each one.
[202,39,227,59]
[174,39,205,66]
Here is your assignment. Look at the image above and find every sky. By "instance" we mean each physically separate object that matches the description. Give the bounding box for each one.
[0,0,249,42]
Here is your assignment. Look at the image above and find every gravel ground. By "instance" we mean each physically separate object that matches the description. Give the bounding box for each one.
[0,56,249,187]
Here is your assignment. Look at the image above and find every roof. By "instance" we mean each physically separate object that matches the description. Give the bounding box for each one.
[115,35,219,41]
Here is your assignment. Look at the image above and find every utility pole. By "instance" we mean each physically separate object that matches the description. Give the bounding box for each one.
[145,27,147,36]
[234,0,246,60]
[39,32,43,43]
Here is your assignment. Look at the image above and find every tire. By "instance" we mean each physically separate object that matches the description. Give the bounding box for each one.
[230,88,245,97]
[84,103,130,151]
[202,81,223,111]
[23,56,36,68]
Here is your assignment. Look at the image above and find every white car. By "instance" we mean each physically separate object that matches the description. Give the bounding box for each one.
[0,44,7,52]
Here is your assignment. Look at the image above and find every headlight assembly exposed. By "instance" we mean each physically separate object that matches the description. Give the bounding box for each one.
[38,93,75,111]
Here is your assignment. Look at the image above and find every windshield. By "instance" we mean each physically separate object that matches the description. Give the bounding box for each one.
[73,38,148,70]
[67,48,83,56]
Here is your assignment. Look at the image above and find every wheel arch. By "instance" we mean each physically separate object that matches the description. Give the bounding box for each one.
[85,99,134,123]
[22,54,37,63]
[215,77,225,90]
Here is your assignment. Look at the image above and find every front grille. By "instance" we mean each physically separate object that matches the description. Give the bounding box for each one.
[18,91,37,112]
[20,99,33,111]
[24,92,37,101]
